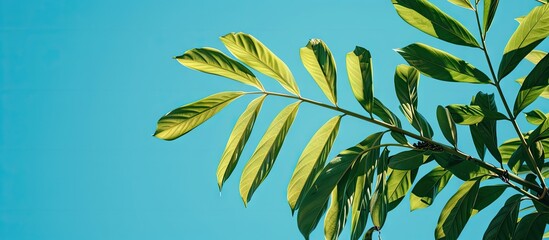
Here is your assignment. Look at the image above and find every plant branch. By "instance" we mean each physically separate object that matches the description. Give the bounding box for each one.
[473,8,547,192]
[246,91,545,196]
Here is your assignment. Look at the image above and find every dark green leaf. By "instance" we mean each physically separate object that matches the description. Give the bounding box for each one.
[391,0,480,47]
[175,48,263,90]
[372,98,407,143]
[154,92,245,140]
[410,166,453,211]
[217,95,266,190]
[435,179,481,240]
[370,148,389,229]
[512,213,549,240]
[473,185,507,215]
[220,32,298,95]
[433,152,491,181]
[388,150,430,170]
[396,43,490,84]
[470,92,502,163]
[287,116,341,212]
[446,104,506,125]
[498,4,549,80]
[240,101,300,205]
[301,39,337,105]
[347,46,374,113]
[362,227,377,240]
[513,54,549,115]
[529,118,549,144]
[437,105,458,147]
[483,194,522,240]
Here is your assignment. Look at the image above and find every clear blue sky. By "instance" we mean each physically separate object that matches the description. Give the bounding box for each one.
[1,0,547,239]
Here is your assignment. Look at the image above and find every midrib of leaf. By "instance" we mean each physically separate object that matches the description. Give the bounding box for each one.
[506,7,549,55]
[387,170,409,201]
[420,49,478,80]
[443,182,477,238]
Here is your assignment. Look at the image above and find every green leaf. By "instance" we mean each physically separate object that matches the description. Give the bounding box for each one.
[483,0,499,36]
[400,104,434,139]
[435,179,481,240]
[388,150,430,170]
[472,185,507,216]
[526,50,547,64]
[396,43,491,84]
[175,48,263,90]
[370,148,389,229]
[240,101,300,205]
[437,105,458,147]
[220,32,298,95]
[446,104,506,125]
[324,169,353,240]
[371,98,407,144]
[529,118,549,144]
[362,227,377,240]
[483,194,522,240]
[512,213,549,240]
[350,134,383,240]
[391,0,479,47]
[499,137,522,164]
[498,4,549,80]
[513,54,549,115]
[433,152,491,181]
[470,124,486,159]
[517,77,549,99]
[154,92,245,140]
[410,166,453,211]
[300,39,338,105]
[387,169,417,211]
[394,64,420,109]
[297,134,382,239]
[525,109,548,125]
[217,95,266,190]
[287,116,341,212]
[448,0,474,10]
[347,46,374,113]
[470,92,502,163]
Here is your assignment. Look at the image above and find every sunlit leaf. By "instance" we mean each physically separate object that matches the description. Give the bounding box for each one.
[435,179,481,240]
[436,105,457,147]
[301,39,338,105]
[472,185,507,216]
[391,0,479,47]
[396,43,491,84]
[388,150,430,170]
[240,101,300,205]
[483,194,522,240]
[400,104,434,139]
[387,168,417,211]
[498,4,549,80]
[350,134,383,240]
[517,77,549,99]
[512,213,549,240]
[370,148,389,229]
[324,169,353,240]
[513,54,549,115]
[175,48,263,90]
[448,0,474,10]
[410,166,453,211]
[347,46,374,113]
[154,92,245,140]
[526,50,547,64]
[525,109,548,125]
[288,116,341,212]
[217,95,266,190]
[483,0,499,36]
[529,118,549,144]
[470,92,502,162]
[298,135,382,239]
[446,104,506,125]
[220,32,298,95]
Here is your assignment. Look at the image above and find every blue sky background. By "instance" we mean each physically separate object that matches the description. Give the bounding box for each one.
[1,0,547,239]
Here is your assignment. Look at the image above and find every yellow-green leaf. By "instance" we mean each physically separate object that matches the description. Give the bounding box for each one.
[300,39,338,105]
[435,179,480,240]
[437,105,458,147]
[324,171,353,240]
[498,4,549,80]
[287,116,341,212]
[370,148,389,229]
[388,150,430,170]
[525,109,548,125]
[175,48,263,90]
[347,46,374,113]
[517,77,549,99]
[396,43,491,84]
[483,0,499,36]
[387,169,417,211]
[448,0,474,10]
[526,50,547,64]
[220,32,299,95]
[391,0,479,47]
[154,92,244,140]
[239,101,300,205]
[217,95,266,190]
